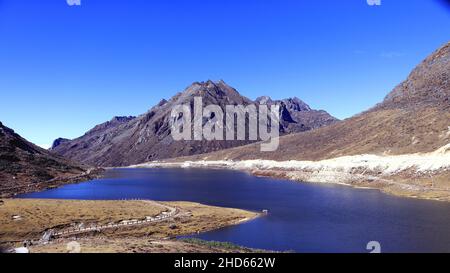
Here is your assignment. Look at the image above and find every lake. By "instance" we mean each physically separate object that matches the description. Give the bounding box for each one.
[18,168,450,253]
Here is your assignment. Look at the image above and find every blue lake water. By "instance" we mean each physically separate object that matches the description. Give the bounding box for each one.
[18,168,450,253]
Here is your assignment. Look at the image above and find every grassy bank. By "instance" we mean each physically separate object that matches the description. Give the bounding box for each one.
[0,199,259,253]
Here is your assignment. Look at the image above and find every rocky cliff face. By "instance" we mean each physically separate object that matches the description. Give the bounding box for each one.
[52,80,338,167]
[0,122,86,194]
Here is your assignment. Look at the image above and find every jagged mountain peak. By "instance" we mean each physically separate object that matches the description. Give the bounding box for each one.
[281,97,312,112]
[187,80,229,93]
[190,79,228,88]
[52,80,338,167]
[255,96,274,104]
[256,96,312,112]
[175,80,253,106]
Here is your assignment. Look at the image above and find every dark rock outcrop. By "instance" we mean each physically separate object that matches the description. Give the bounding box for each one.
[50,138,70,150]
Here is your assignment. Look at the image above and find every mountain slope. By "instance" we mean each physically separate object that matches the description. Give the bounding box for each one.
[53,80,338,167]
[0,122,88,195]
[175,42,450,162]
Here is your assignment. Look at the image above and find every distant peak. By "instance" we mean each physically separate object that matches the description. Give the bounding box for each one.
[255,96,273,104]
[50,138,70,150]
[255,96,311,111]
[282,97,311,111]
[289,96,303,103]
[174,80,252,106]
[190,79,230,88]
[183,80,238,97]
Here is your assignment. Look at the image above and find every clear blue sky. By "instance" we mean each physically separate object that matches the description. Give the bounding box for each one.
[0,0,449,148]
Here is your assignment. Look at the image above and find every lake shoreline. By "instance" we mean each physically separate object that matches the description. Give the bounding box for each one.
[11,168,450,252]
[0,168,105,198]
[129,162,450,203]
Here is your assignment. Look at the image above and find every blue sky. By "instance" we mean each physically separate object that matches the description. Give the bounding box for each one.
[0,0,449,148]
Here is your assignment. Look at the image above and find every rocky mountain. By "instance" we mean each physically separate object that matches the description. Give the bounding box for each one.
[50,116,136,152]
[255,96,338,134]
[382,42,450,108]
[177,41,450,162]
[0,122,88,195]
[50,138,70,150]
[52,80,338,167]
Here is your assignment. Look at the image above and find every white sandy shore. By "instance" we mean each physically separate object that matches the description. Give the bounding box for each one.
[128,144,450,197]
[132,143,450,176]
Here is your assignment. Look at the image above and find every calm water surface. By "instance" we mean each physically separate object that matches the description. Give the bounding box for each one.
[18,168,450,253]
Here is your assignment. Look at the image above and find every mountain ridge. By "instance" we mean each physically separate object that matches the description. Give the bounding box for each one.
[52,80,338,167]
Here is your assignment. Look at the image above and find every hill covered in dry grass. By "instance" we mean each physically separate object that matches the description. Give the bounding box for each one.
[0,122,90,196]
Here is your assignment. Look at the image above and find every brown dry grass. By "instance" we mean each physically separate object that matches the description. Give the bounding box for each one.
[104,201,258,239]
[29,237,262,253]
[251,168,450,202]
[0,199,258,248]
[0,199,164,242]
[382,170,450,201]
